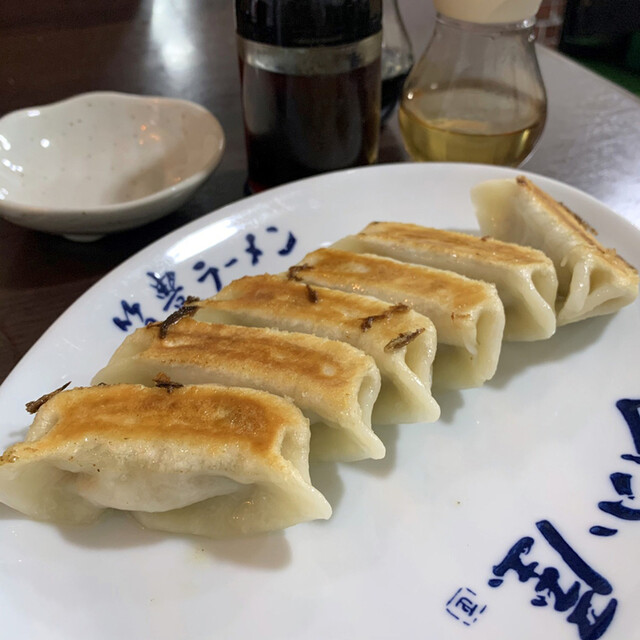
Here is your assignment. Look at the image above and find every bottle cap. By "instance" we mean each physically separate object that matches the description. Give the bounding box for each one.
[235,0,382,47]
[433,0,542,23]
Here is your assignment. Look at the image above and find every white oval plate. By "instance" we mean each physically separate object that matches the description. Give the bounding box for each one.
[0,164,638,640]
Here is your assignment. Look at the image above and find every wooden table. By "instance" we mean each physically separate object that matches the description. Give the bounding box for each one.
[1,0,640,385]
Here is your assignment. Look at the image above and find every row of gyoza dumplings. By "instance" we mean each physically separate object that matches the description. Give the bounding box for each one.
[0,176,637,539]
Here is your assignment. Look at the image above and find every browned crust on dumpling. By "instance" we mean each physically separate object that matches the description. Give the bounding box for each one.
[204,274,430,341]
[297,248,493,312]
[356,221,550,266]
[516,175,638,276]
[143,317,374,397]
[25,382,71,414]
[1,384,302,463]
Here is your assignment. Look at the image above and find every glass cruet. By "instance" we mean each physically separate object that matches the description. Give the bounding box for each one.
[399,3,547,167]
[380,0,414,122]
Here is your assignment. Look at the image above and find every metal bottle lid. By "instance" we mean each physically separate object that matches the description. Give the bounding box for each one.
[235,0,382,47]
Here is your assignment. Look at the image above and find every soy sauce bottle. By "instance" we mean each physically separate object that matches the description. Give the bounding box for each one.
[380,0,413,122]
[236,0,382,193]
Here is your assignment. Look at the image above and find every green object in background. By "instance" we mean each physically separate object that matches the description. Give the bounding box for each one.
[626,31,640,71]
[574,55,640,97]
[558,0,640,97]
[562,29,640,97]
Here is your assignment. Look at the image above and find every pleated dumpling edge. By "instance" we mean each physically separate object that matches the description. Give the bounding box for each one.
[0,383,331,538]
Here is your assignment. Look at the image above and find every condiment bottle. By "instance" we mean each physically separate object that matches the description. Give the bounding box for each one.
[235,0,382,193]
[399,0,547,167]
[380,0,413,122]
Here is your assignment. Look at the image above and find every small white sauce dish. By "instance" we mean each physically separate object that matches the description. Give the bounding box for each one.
[0,92,225,241]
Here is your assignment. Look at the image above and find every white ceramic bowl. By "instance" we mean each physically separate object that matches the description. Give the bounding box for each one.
[0,92,225,241]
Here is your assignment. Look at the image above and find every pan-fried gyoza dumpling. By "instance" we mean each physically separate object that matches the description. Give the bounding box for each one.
[334,222,558,342]
[195,274,440,425]
[291,248,505,389]
[0,384,331,538]
[92,318,384,463]
[472,176,639,325]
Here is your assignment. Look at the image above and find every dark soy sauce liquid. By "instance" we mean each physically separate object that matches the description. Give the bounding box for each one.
[380,71,409,122]
[240,59,380,193]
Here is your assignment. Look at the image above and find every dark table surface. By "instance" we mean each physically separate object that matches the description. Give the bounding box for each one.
[2,0,640,386]
[0,0,247,383]
[0,0,415,384]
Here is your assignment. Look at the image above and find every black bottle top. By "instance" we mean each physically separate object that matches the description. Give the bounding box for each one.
[235,0,382,47]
